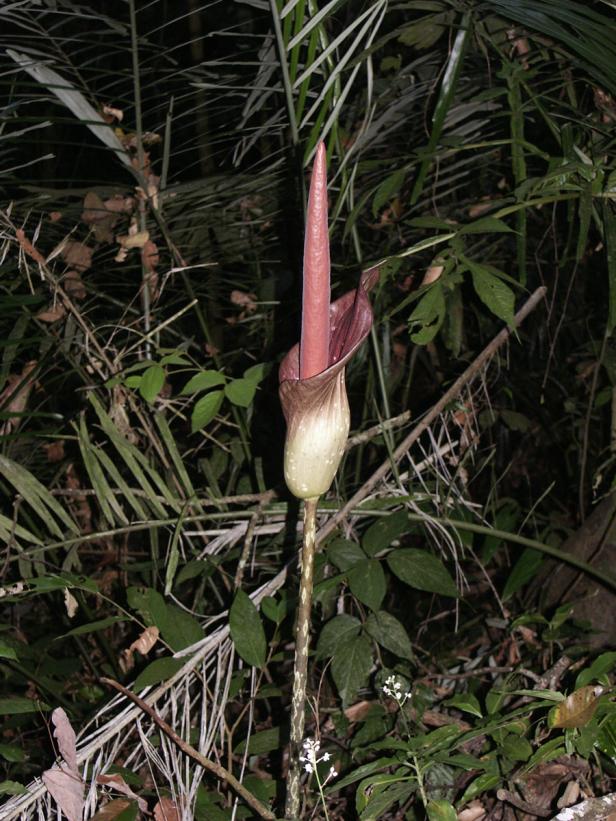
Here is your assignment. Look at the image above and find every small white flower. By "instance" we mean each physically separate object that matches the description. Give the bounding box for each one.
[381,675,411,706]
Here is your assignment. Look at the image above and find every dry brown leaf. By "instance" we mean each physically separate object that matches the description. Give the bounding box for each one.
[42,708,83,821]
[64,589,79,619]
[16,228,46,265]
[154,796,180,821]
[120,626,159,672]
[97,773,147,812]
[64,270,87,300]
[421,264,444,286]
[102,104,124,123]
[468,201,494,219]
[37,303,67,323]
[44,440,66,462]
[230,289,258,310]
[0,361,37,434]
[104,195,134,214]
[62,240,93,273]
[551,685,605,729]
[457,801,486,821]
[90,798,133,820]
[115,227,149,262]
[49,211,63,222]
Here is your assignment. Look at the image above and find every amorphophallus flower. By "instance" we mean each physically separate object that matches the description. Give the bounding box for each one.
[279,142,377,500]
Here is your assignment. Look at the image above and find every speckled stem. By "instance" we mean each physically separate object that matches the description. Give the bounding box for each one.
[285,496,318,820]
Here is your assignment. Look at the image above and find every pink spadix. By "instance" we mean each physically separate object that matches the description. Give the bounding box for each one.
[300,141,330,379]
[279,144,378,500]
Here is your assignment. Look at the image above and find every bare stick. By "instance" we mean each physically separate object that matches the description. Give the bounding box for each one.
[285,497,318,820]
[100,677,277,821]
[317,286,547,544]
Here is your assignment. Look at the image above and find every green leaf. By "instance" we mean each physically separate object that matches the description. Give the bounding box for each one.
[387,548,458,597]
[0,744,25,763]
[234,727,281,755]
[427,799,457,821]
[468,261,515,326]
[0,642,18,661]
[359,780,415,821]
[348,560,386,612]
[191,390,224,432]
[576,652,616,688]
[134,657,184,690]
[458,216,513,235]
[327,538,366,570]
[364,611,413,660]
[408,283,446,344]
[459,772,500,804]
[181,370,226,395]
[362,510,410,557]
[503,548,543,600]
[0,697,49,714]
[501,734,532,762]
[0,781,27,796]
[243,362,271,383]
[445,693,482,718]
[163,605,203,652]
[229,590,266,668]
[64,616,127,637]
[331,634,372,706]
[139,363,165,403]
[224,378,257,408]
[316,614,361,659]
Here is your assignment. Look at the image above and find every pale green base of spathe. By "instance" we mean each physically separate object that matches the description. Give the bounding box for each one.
[284,403,350,500]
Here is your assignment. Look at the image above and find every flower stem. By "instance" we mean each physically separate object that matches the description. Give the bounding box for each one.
[285,496,319,820]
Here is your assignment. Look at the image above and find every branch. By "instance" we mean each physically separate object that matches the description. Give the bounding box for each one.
[317,286,547,544]
[100,678,277,821]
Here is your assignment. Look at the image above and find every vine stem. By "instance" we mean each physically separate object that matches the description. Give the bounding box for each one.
[285,496,319,820]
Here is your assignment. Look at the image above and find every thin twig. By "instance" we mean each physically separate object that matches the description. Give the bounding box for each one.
[100,677,277,821]
[317,287,548,544]
[285,498,318,821]
[345,410,412,450]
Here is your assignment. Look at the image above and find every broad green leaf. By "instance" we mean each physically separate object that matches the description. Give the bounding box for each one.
[334,756,401,790]
[0,781,27,796]
[549,685,605,729]
[597,713,616,757]
[501,734,532,762]
[331,634,372,705]
[327,538,366,570]
[229,590,266,668]
[225,378,257,407]
[503,548,543,599]
[427,800,457,821]
[243,362,271,383]
[445,693,482,718]
[139,363,165,403]
[316,614,361,659]
[468,261,515,326]
[0,744,25,763]
[162,605,203,652]
[364,611,413,660]
[348,560,386,611]
[0,697,49,714]
[408,283,446,344]
[134,657,184,690]
[576,651,616,688]
[359,780,415,821]
[181,370,226,395]
[362,510,410,557]
[64,616,127,637]
[387,548,458,597]
[458,216,513,235]
[234,727,281,755]
[191,390,224,432]
[459,772,500,805]
[0,642,18,661]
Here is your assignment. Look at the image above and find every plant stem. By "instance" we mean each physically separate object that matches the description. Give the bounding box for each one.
[285,496,319,820]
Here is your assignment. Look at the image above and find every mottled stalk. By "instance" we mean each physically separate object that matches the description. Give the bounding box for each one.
[285,497,318,820]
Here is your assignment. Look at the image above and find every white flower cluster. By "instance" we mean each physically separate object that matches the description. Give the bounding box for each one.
[299,738,338,782]
[382,675,411,706]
